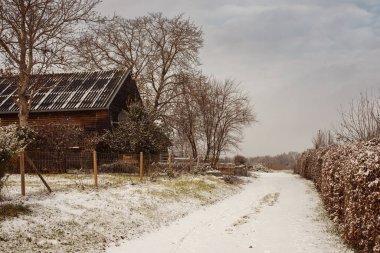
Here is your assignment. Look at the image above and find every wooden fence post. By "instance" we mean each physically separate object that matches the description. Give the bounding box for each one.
[189,154,192,173]
[168,150,173,171]
[93,150,98,188]
[140,152,143,182]
[20,150,25,196]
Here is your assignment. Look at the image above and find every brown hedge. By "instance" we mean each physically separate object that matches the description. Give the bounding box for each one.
[295,139,380,253]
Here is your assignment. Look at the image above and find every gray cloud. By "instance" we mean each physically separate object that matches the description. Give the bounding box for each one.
[99,0,380,156]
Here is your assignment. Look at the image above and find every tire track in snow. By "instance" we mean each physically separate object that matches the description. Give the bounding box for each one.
[228,192,280,231]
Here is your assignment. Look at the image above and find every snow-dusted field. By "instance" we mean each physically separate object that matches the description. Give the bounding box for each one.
[0,174,241,253]
[108,172,353,253]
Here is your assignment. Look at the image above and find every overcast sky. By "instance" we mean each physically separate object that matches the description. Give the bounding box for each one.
[99,0,380,156]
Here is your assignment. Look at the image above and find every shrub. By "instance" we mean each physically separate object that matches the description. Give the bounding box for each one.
[234,154,247,165]
[99,103,171,154]
[0,125,34,199]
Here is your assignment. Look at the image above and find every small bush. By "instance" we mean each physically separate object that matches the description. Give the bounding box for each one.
[234,155,247,165]
[0,125,34,199]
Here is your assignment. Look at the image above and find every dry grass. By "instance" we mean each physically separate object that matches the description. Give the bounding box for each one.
[148,177,223,201]
[0,203,31,221]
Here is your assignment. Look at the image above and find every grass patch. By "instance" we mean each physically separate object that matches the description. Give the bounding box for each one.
[161,178,216,192]
[0,203,31,221]
[152,177,222,201]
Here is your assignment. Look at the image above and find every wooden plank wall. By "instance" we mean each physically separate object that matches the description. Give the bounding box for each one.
[0,110,110,131]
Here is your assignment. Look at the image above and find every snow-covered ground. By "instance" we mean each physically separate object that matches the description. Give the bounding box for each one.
[108,172,353,253]
[0,174,240,253]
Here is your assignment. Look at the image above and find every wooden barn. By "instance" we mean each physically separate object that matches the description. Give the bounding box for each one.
[0,69,140,131]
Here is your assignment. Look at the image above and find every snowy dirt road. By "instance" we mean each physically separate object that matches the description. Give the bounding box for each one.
[107,172,352,253]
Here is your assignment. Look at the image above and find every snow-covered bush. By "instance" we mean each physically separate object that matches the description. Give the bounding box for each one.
[0,125,33,199]
[0,124,31,169]
[296,139,380,253]
[99,103,171,154]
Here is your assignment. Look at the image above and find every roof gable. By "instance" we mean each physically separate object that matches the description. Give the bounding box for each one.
[0,69,130,113]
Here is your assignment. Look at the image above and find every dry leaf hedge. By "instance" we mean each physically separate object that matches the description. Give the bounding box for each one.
[295,139,380,253]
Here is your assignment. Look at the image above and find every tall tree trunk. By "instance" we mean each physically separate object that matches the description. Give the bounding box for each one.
[204,143,211,163]
[17,4,29,128]
[17,71,30,127]
[18,35,30,127]
[188,135,197,159]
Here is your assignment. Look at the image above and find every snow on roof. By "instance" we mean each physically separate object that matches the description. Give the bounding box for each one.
[0,69,131,113]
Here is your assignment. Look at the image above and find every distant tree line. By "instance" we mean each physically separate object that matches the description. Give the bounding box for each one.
[249,152,299,170]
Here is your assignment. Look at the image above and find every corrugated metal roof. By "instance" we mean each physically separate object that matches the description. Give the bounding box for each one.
[0,69,130,113]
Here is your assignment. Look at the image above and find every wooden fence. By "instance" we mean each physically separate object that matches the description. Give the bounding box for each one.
[12,150,247,196]
[16,150,192,196]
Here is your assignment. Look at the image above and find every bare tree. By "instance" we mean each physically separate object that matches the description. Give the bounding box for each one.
[0,0,100,127]
[171,75,256,165]
[208,78,256,166]
[335,91,380,143]
[190,75,215,162]
[171,73,206,159]
[312,129,334,149]
[75,13,203,121]
[75,15,151,76]
[189,77,256,165]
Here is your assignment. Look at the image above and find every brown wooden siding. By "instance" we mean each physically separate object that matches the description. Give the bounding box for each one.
[0,110,110,131]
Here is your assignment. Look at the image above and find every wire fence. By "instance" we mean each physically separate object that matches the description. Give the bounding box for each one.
[2,150,198,196]
[1,149,248,197]
[19,150,94,174]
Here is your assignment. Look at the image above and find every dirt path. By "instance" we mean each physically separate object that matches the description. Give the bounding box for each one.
[107,172,352,253]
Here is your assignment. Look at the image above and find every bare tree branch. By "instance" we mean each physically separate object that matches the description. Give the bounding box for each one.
[0,0,100,126]
[73,13,203,121]
[335,91,380,143]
